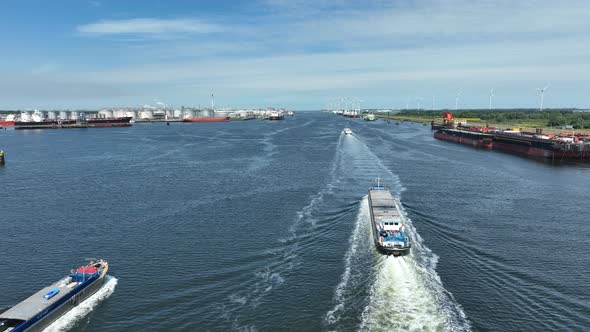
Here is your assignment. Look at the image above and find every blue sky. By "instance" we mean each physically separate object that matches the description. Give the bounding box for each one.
[1,0,590,110]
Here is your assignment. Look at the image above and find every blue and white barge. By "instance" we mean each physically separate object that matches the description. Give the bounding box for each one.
[0,259,108,332]
[368,179,411,256]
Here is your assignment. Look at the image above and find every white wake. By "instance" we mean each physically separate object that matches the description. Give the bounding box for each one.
[43,275,118,332]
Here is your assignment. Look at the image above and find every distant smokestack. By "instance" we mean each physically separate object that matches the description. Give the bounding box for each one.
[211,93,214,110]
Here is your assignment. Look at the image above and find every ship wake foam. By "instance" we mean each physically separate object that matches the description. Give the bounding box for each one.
[324,196,373,326]
[43,275,118,332]
[325,196,470,332]
[359,257,462,331]
[222,135,344,316]
[359,206,471,332]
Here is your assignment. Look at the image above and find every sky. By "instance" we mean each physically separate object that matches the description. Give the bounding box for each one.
[1,0,590,110]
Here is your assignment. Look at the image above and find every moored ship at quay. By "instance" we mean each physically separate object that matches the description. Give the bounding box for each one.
[432,112,590,161]
[14,116,132,130]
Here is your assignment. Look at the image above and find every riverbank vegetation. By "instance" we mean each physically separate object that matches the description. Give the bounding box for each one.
[381,109,590,130]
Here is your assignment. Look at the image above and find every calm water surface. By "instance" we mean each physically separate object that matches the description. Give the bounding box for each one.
[1,112,589,331]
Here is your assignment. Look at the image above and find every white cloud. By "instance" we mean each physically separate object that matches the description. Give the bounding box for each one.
[77,18,222,36]
[7,0,590,108]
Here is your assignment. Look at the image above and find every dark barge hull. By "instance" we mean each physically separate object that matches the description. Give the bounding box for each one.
[434,131,493,149]
[434,130,590,161]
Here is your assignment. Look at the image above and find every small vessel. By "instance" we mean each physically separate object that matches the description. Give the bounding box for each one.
[0,149,4,165]
[364,113,376,121]
[0,259,109,332]
[266,110,285,120]
[0,114,16,127]
[368,178,411,256]
[343,127,353,135]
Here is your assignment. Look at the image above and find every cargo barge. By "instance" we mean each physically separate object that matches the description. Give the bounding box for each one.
[368,179,411,256]
[0,259,108,332]
[432,112,590,161]
[14,117,133,130]
[434,128,493,149]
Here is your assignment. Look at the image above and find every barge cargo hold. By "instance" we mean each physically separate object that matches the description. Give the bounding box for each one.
[0,259,108,332]
[368,179,411,256]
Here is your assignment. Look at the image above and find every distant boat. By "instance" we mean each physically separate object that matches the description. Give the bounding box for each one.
[343,127,353,135]
[265,111,285,120]
[364,113,376,121]
[0,259,109,331]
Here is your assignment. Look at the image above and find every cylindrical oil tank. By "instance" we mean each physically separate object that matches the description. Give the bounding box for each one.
[20,112,31,122]
[183,110,195,119]
[99,110,113,118]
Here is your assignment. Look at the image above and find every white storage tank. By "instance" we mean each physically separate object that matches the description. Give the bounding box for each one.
[183,110,195,119]
[200,109,213,118]
[20,112,31,122]
[99,110,114,118]
[214,111,228,118]
[139,110,153,119]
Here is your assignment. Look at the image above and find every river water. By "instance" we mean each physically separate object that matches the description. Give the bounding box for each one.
[1,112,588,331]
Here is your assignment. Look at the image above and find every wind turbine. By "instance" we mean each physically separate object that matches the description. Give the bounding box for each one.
[432,95,435,111]
[537,84,549,112]
[416,97,422,110]
[406,96,410,110]
[455,90,461,111]
[489,88,494,110]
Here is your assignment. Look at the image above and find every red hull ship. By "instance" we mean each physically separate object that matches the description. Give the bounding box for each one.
[0,120,14,126]
[432,112,590,161]
[182,117,229,123]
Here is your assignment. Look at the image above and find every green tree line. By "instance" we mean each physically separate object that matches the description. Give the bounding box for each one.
[402,109,590,129]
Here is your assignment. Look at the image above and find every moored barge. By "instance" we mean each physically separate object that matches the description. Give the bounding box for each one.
[432,112,590,161]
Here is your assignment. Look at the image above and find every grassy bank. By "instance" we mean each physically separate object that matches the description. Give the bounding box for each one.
[377,109,590,135]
